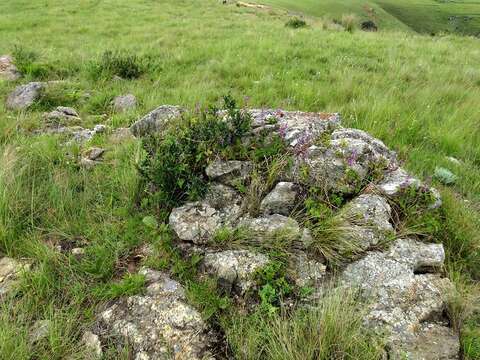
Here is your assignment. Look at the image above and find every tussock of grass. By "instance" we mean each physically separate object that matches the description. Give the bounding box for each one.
[224,287,384,360]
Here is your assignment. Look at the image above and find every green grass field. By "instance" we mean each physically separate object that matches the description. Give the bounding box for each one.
[263,0,480,35]
[0,0,479,358]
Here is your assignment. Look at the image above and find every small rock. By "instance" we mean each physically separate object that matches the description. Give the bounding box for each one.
[202,250,269,294]
[93,124,107,133]
[290,252,326,287]
[44,106,80,124]
[6,82,44,110]
[80,158,97,169]
[84,147,105,161]
[30,319,51,343]
[0,256,31,298]
[130,105,182,137]
[71,248,86,259]
[0,55,21,80]
[205,160,253,186]
[112,94,137,113]
[169,202,223,244]
[260,182,299,216]
[109,127,134,143]
[82,331,102,357]
[204,183,243,224]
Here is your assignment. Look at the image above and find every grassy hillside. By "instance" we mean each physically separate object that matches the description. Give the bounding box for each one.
[263,0,480,35]
[0,0,479,358]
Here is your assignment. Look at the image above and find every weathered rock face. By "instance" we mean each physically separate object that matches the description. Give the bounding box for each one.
[130,105,182,137]
[0,256,30,298]
[6,82,43,110]
[238,214,301,238]
[44,106,80,124]
[94,269,213,360]
[0,55,21,81]
[203,250,269,294]
[205,160,253,187]
[290,251,326,288]
[341,239,458,359]
[113,94,137,113]
[260,182,299,216]
[337,194,394,251]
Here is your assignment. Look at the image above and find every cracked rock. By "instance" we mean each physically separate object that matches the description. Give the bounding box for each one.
[95,268,213,360]
[202,250,269,294]
[341,238,458,359]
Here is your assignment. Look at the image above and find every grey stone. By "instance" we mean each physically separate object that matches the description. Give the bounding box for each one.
[71,247,86,258]
[113,94,137,113]
[202,250,269,294]
[260,182,299,216]
[205,160,253,186]
[44,106,80,124]
[80,158,98,169]
[82,331,102,357]
[130,105,182,137]
[290,251,326,287]
[0,55,21,80]
[6,82,44,110]
[98,269,213,360]
[377,168,442,209]
[0,256,31,298]
[341,239,457,359]
[110,127,134,143]
[30,319,51,343]
[238,214,300,238]
[84,147,105,161]
[204,183,243,224]
[169,202,223,244]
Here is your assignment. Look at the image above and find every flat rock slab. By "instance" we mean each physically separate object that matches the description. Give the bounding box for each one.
[6,82,44,110]
[341,239,458,359]
[95,268,214,360]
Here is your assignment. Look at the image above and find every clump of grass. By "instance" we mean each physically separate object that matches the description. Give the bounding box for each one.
[341,14,359,32]
[224,287,384,360]
[32,82,81,111]
[285,18,307,29]
[89,50,145,79]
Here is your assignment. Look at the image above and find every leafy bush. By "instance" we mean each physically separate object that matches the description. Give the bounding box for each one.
[89,50,145,79]
[138,96,252,217]
[285,18,307,29]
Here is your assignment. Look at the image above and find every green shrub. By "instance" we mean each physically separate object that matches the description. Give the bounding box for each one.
[285,18,307,29]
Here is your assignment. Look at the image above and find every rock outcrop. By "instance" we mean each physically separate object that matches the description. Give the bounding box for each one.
[130,105,182,137]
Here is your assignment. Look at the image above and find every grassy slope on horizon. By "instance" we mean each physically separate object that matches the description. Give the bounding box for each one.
[262,0,480,35]
[0,0,479,358]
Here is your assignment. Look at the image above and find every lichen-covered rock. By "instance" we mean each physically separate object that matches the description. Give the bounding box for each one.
[290,251,326,288]
[205,160,253,186]
[204,183,243,223]
[130,105,182,137]
[44,106,80,123]
[0,256,31,298]
[341,239,458,359]
[377,167,442,209]
[82,331,102,358]
[6,82,44,110]
[96,268,213,360]
[202,250,269,294]
[84,147,105,161]
[238,214,300,239]
[260,182,299,216]
[169,202,223,244]
[0,55,21,80]
[112,94,137,113]
[291,130,394,194]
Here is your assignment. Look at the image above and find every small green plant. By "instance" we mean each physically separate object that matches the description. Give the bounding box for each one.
[434,166,457,185]
[255,261,292,315]
[285,18,307,29]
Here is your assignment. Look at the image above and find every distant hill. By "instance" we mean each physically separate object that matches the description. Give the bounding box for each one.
[262,0,480,35]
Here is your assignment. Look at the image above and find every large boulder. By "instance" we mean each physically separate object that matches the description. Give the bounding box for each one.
[130,105,181,137]
[0,55,21,81]
[202,250,269,294]
[93,269,214,360]
[341,239,459,359]
[6,82,44,110]
[260,182,300,216]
